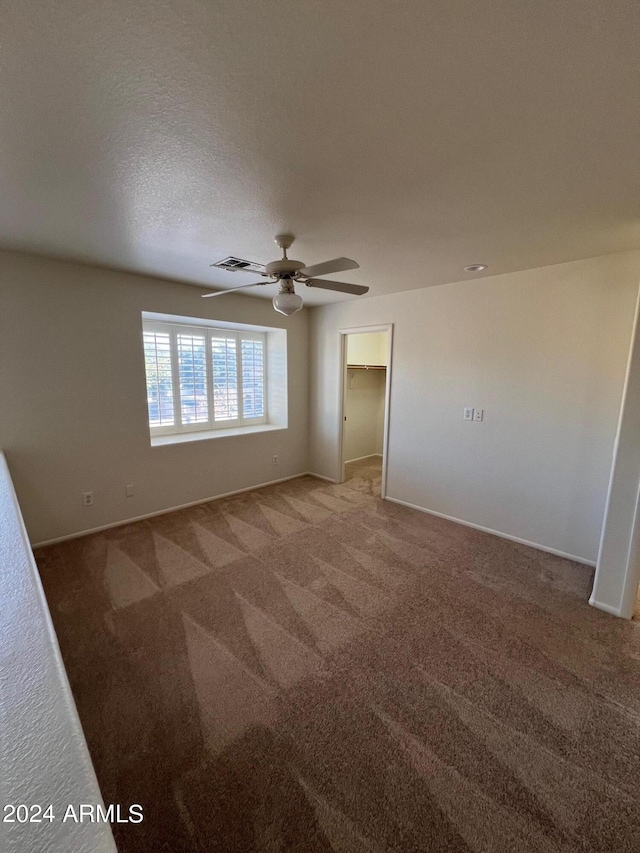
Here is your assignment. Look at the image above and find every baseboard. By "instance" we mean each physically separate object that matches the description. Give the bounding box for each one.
[384,495,596,567]
[588,596,625,618]
[345,453,383,464]
[306,472,338,484]
[32,472,312,548]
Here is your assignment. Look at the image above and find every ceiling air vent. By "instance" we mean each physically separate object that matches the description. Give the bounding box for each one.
[212,256,266,274]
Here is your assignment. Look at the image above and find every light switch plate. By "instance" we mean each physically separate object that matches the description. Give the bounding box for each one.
[474,408,484,421]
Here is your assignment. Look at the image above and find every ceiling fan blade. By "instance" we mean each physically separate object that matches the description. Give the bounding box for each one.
[299,257,359,278]
[304,278,369,296]
[201,282,267,297]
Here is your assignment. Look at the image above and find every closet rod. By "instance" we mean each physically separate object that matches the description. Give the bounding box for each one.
[347,364,386,370]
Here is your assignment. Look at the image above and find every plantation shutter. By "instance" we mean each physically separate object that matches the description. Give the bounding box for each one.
[211,335,239,422]
[241,335,265,419]
[143,321,267,433]
[143,328,175,427]
[177,331,208,424]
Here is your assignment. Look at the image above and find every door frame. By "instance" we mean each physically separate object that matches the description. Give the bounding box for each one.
[338,324,394,498]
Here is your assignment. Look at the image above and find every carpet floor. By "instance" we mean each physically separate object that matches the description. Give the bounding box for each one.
[34,458,640,852]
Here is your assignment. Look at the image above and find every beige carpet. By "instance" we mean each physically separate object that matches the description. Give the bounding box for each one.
[35,461,640,852]
[344,455,383,498]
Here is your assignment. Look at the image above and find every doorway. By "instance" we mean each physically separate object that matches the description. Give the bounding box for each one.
[338,325,392,498]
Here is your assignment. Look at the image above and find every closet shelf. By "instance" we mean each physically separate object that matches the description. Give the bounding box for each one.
[347,364,386,370]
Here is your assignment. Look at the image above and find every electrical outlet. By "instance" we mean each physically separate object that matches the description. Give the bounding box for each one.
[272,455,278,465]
[463,407,474,421]
[474,408,484,422]
[82,491,94,507]
[125,484,135,497]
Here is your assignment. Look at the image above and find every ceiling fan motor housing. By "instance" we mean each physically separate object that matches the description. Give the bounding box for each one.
[265,258,305,277]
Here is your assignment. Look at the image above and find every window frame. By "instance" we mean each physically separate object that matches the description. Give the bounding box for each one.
[143,320,267,437]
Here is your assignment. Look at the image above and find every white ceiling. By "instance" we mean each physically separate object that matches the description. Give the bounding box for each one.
[2,1,640,306]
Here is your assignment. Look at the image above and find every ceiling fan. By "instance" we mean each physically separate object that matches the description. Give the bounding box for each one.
[202,234,369,315]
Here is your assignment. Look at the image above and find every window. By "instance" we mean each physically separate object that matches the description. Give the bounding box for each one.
[143,320,267,436]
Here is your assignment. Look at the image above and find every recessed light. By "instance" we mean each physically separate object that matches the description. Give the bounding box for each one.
[464,264,488,272]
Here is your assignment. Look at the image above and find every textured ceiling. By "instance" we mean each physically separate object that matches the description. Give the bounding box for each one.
[1,0,640,305]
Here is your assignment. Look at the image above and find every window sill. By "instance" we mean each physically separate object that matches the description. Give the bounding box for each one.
[151,423,286,447]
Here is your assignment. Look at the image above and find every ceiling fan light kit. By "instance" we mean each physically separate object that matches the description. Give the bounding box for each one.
[273,286,304,316]
[202,234,368,314]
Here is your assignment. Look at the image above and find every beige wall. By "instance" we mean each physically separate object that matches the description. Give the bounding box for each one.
[310,252,640,563]
[0,251,309,543]
[347,332,388,366]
